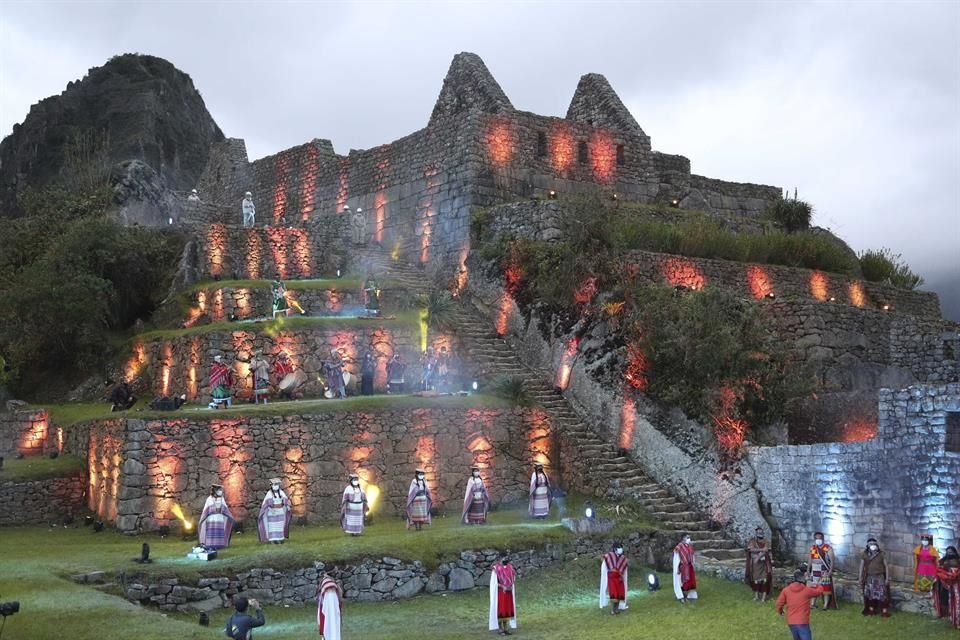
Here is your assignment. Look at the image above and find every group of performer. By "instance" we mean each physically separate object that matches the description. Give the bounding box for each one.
[420,345,458,392]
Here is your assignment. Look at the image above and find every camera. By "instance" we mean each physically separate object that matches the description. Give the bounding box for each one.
[0,601,18,616]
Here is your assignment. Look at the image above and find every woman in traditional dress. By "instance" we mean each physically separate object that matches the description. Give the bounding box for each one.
[461,466,490,524]
[316,572,343,640]
[198,483,234,549]
[405,468,433,531]
[527,462,551,519]
[934,546,960,629]
[807,531,837,610]
[339,473,367,536]
[858,537,891,617]
[257,477,291,544]
[914,533,940,592]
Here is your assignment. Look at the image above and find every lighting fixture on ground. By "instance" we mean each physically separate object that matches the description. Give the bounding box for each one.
[471,380,478,392]
[647,572,660,591]
[548,190,557,200]
[584,501,595,519]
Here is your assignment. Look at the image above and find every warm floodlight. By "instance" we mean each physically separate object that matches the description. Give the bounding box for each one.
[647,572,660,591]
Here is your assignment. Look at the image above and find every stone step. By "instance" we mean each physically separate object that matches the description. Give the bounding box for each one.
[649,511,700,523]
[699,549,745,561]
[659,520,712,532]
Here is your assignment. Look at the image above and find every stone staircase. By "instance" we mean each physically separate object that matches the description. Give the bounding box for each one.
[451,303,744,563]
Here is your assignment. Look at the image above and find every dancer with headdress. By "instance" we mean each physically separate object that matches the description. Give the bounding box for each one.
[405,468,433,531]
[599,541,629,615]
[198,483,234,549]
[914,533,940,592]
[461,466,490,525]
[257,477,292,544]
[807,531,837,609]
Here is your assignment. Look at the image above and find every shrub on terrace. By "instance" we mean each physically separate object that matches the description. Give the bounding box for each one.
[859,248,924,290]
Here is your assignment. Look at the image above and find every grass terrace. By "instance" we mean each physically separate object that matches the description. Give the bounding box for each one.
[183,276,389,292]
[0,454,85,481]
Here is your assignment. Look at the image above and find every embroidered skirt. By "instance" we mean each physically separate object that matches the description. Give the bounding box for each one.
[408,494,430,523]
[531,485,550,517]
[342,501,364,534]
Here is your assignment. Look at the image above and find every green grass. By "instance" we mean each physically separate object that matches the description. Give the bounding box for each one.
[36,393,515,429]
[184,276,392,292]
[0,454,85,481]
[134,309,423,341]
[0,521,953,640]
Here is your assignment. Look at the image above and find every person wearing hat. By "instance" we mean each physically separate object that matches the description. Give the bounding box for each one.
[776,569,825,640]
[858,537,891,617]
[257,477,292,544]
[208,355,233,409]
[187,188,201,202]
[934,545,960,629]
[746,526,774,602]
[527,462,551,519]
[405,468,433,531]
[242,191,256,227]
[198,483,235,549]
[488,551,517,636]
[914,533,940,592]
[340,473,367,536]
[316,571,343,640]
[599,541,629,615]
[806,531,836,610]
[461,466,490,525]
[250,349,271,405]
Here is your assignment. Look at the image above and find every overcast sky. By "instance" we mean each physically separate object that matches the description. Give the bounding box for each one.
[1,0,958,318]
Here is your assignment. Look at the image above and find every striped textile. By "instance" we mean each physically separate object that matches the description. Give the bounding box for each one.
[340,487,365,535]
[468,492,487,523]
[408,494,430,523]
[265,499,287,541]
[531,485,550,518]
[202,514,228,548]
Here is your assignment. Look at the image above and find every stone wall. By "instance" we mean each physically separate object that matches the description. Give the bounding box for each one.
[0,410,50,456]
[751,384,960,581]
[82,405,556,533]
[116,530,672,612]
[0,474,86,525]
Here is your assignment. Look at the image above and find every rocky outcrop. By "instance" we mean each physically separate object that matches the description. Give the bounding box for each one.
[0,53,224,219]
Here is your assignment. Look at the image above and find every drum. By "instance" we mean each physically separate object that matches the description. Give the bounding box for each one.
[278,373,298,392]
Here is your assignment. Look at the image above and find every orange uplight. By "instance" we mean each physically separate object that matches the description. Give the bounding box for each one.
[300,144,319,221]
[810,271,829,301]
[550,122,575,173]
[746,265,774,300]
[365,483,381,512]
[336,160,350,214]
[589,129,616,184]
[291,229,312,278]
[266,227,289,280]
[624,343,649,391]
[19,414,48,455]
[660,257,706,290]
[556,336,580,390]
[711,386,749,452]
[212,288,225,322]
[206,224,226,278]
[420,216,433,264]
[235,288,252,318]
[619,389,636,450]
[848,280,866,308]
[126,342,147,382]
[56,426,64,454]
[416,434,436,472]
[495,293,513,336]
[841,420,877,443]
[161,342,173,396]
[374,191,387,244]
[574,276,598,305]
[245,229,263,280]
[486,117,514,167]
[419,167,440,264]
[504,245,522,294]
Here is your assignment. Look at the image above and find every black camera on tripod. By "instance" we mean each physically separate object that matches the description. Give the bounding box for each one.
[0,601,18,617]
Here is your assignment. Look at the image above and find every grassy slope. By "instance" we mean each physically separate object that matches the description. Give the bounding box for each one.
[0,454,85,481]
[0,520,953,640]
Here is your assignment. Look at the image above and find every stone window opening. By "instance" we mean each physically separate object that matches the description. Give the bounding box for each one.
[577,141,588,165]
[616,144,625,166]
[536,132,547,158]
[947,412,960,453]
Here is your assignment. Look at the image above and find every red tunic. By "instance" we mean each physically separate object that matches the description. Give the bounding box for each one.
[604,551,628,600]
[493,563,516,619]
[675,542,697,591]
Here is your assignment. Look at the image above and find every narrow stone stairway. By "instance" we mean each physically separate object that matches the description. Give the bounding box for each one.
[452,302,744,563]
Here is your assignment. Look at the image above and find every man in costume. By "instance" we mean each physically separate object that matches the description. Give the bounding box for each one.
[461,466,490,525]
[858,536,890,617]
[599,541,629,615]
[934,545,960,629]
[257,477,292,544]
[324,349,347,399]
[746,526,773,602]
[316,572,343,640]
[340,473,367,536]
[109,381,136,412]
[489,551,517,636]
[188,188,201,202]
[198,483,234,549]
[527,462,551,519]
[242,191,256,227]
[209,355,233,409]
[386,353,406,394]
[271,276,290,319]
[914,533,940,592]
[272,351,300,400]
[360,352,375,396]
[225,595,264,640]
[776,569,825,640]
[362,275,380,316]
[807,532,837,610]
[673,533,698,603]
[436,346,451,392]
[406,468,433,531]
[250,349,271,405]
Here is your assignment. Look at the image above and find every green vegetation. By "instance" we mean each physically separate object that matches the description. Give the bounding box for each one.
[766,198,813,233]
[0,521,952,640]
[0,454,85,481]
[37,393,514,430]
[0,186,184,397]
[134,309,423,341]
[417,289,457,331]
[184,276,372,292]
[859,248,924,290]
[487,375,533,407]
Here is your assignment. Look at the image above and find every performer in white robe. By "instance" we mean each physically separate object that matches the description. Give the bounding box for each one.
[673,533,699,602]
[461,466,490,524]
[599,542,629,614]
[256,477,291,543]
[488,552,518,635]
[316,572,342,640]
[198,483,234,549]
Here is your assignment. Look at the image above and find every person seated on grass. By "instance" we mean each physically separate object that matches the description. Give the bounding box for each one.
[109,381,136,412]
[148,394,186,411]
[225,595,264,640]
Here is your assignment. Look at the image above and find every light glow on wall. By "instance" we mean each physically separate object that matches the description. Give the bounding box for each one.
[848,280,866,308]
[550,123,575,174]
[589,129,616,184]
[495,293,513,336]
[126,342,147,382]
[291,228,312,278]
[624,344,649,391]
[486,117,514,167]
[336,160,350,214]
[840,419,877,443]
[188,338,200,400]
[660,257,706,290]
[556,336,580,390]
[810,271,829,301]
[245,229,263,280]
[266,227,289,280]
[374,191,387,244]
[746,265,774,300]
[206,224,226,279]
[300,144,319,221]
[161,342,173,396]
[212,288,225,322]
[619,388,636,450]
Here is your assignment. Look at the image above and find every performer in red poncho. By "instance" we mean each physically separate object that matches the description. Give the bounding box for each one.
[316,572,343,640]
[599,541,629,615]
[934,545,960,629]
[488,551,517,635]
[208,355,233,409]
[673,533,698,602]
